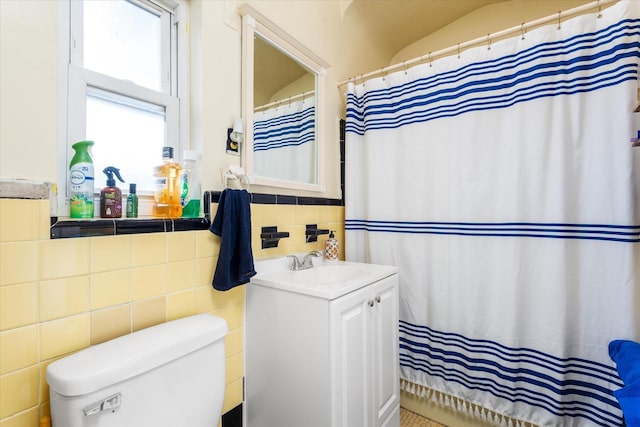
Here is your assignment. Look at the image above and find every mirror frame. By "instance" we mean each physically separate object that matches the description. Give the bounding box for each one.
[240,5,329,192]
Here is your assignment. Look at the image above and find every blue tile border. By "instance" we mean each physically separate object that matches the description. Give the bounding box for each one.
[209,190,343,207]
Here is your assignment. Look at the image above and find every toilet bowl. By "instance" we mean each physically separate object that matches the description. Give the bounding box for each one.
[46,314,228,427]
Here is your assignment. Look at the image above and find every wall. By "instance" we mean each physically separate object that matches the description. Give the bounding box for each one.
[391,0,594,64]
[0,196,344,426]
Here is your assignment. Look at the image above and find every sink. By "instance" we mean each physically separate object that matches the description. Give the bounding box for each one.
[250,258,397,300]
[293,264,369,285]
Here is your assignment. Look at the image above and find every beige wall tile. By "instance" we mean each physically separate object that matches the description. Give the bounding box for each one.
[0,406,39,427]
[90,269,130,310]
[293,205,319,226]
[199,285,245,314]
[131,233,166,267]
[260,204,294,228]
[90,305,131,345]
[40,238,90,280]
[0,365,38,418]
[195,257,215,287]
[249,203,261,226]
[167,231,196,262]
[225,351,243,385]
[195,230,219,259]
[222,378,243,415]
[37,200,50,241]
[167,260,195,293]
[38,360,55,404]
[132,297,166,331]
[0,242,39,286]
[219,303,244,331]
[195,285,216,313]
[0,283,38,331]
[39,314,89,360]
[166,289,196,321]
[0,326,37,374]
[0,200,40,243]
[90,235,131,272]
[39,276,89,321]
[131,265,166,300]
[225,327,243,358]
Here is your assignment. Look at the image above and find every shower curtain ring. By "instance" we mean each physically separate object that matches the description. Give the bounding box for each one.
[403,61,408,75]
[597,0,602,18]
[457,43,461,59]
[486,34,492,50]
[520,23,526,40]
[557,10,562,30]
[428,52,432,67]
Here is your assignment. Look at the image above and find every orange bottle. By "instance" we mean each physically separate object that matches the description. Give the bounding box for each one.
[152,147,183,218]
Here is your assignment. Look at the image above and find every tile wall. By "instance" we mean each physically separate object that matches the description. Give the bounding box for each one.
[0,197,344,427]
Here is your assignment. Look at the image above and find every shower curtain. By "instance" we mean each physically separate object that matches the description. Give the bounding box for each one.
[253,96,316,183]
[345,2,640,426]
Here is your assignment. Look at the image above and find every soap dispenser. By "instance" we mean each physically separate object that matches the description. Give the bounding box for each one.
[324,230,339,261]
[100,166,125,218]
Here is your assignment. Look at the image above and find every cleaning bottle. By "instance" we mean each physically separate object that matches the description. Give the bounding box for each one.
[153,146,182,218]
[126,183,138,218]
[180,150,201,218]
[324,230,339,261]
[100,166,125,218]
[69,140,95,218]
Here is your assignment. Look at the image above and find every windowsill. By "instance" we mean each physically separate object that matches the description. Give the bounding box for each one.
[49,192,214,239]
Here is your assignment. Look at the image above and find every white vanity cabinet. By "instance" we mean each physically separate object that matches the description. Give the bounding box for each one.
[246,262,399,427]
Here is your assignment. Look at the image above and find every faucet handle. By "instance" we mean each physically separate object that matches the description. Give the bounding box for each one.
[287,255,302,270]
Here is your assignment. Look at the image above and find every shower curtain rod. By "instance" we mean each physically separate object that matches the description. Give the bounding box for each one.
[337,0,617,88]
[254,90,315,112]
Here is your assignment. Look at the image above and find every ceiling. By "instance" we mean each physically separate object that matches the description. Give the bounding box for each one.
[344,0,510,60]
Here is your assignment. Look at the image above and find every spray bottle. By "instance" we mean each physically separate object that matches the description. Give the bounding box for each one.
[100,166,125,218]
[69,140,95,218]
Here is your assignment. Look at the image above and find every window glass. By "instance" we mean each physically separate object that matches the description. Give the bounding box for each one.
[83,0,162,91]
[86,88,165,192]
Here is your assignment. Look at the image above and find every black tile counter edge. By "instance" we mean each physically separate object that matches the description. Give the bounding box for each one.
[50,217,211,239]
[209,190,343,206]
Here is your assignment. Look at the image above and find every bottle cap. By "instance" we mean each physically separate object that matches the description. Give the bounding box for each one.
[129,183,136,193]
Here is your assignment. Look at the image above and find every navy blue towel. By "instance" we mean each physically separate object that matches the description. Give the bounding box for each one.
[209,189,256,291]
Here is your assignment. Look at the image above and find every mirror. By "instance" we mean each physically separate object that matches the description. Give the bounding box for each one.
[240,6,329,192]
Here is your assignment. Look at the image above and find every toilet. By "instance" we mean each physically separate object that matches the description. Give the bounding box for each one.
[46,314,228,427]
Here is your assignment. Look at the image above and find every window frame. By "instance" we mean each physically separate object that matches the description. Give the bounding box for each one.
[57,0,188,218]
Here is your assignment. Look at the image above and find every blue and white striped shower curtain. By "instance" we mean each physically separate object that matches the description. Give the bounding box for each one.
[345,2,640,426]
[253,96,316,183]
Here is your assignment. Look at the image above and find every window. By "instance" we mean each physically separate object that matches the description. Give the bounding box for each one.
[59,0,186,217]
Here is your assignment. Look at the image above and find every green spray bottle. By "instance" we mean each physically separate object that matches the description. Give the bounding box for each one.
[69,141,95,218]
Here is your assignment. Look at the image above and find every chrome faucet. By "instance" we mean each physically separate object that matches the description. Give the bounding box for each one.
[287,251,322,271]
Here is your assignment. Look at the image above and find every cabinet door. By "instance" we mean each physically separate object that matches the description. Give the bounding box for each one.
[371,276,400,427]
[330,285,371,427]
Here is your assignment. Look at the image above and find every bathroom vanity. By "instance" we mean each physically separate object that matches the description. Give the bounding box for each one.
[246,259,400,427]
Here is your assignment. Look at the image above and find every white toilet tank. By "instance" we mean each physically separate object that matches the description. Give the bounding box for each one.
[47,314,228,427]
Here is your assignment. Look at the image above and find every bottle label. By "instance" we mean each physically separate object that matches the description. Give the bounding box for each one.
[324,240,339,261]
[69,162,94,218]
[181,172,190,206]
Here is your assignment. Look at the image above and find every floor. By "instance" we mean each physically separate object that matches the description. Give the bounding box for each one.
[400,407,447,427]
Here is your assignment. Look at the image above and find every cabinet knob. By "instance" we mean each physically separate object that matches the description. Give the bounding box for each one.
[375,296,381,303]
[368,300,374,307]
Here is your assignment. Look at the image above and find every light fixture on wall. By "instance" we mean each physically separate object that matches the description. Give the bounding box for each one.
[226,118,243,155]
